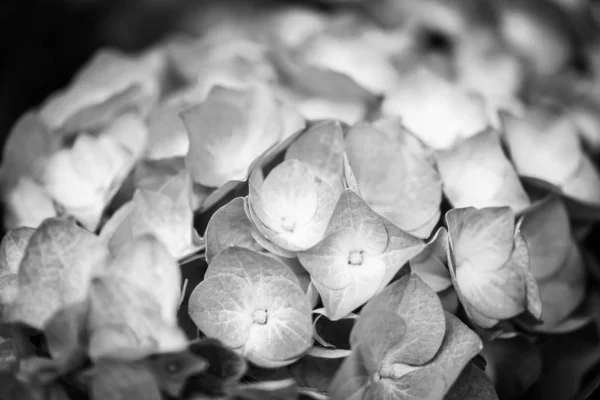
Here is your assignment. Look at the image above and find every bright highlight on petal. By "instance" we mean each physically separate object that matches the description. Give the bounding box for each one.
[248,159,338,253]
[435,128,530,212]
[382,68,488,150]
[182,84,304,188]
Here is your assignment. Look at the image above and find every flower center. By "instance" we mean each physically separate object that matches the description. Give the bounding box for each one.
[280,216,296,233]
[253,309,268,324]
[348,250,364,266]
[371,372,382,383]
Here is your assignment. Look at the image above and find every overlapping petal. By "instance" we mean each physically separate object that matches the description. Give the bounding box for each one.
[182,84,304,188]
[88,235,187,361]
[519,196,587,331]
[285,120,345,195]
[43,113,148,230]
[503,106,600,206]
[409,228,452,292]
[382,69,488,149]
[248,159,338,253]
[0,228,35,306]
[446,207,541,328]
[435,129,530,212]
[6,217,109,330]
[298,190,423,319]
[39,48,164,130]
[345,122,442,237]
[329,273,482,400]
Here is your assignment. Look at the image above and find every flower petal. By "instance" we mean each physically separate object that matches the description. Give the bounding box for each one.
[435,129,529,212]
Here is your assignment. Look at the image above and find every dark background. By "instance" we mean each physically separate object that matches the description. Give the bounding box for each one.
[0,0,190,146]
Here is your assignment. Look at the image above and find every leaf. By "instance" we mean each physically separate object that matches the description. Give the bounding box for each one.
[90,361,162,400]
[6,217,109,330]
[101,171,203,260]
[205,197,263,264]
[182,84,303,188]
[147,350,209,397]
[503,106,600,205]
[481,335,541,400]
[446,207,539,327]
[87,236,187,361]
[381,68,488,149]
[0,227,35,306]
[434,129,530,212]
[445,363,499,400]
[409,228,452,292]
[188,248,313,367]
[247,159,338,252]
[345,122,442,237]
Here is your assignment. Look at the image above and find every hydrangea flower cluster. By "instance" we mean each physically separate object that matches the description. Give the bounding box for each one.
[1,1,600,399]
